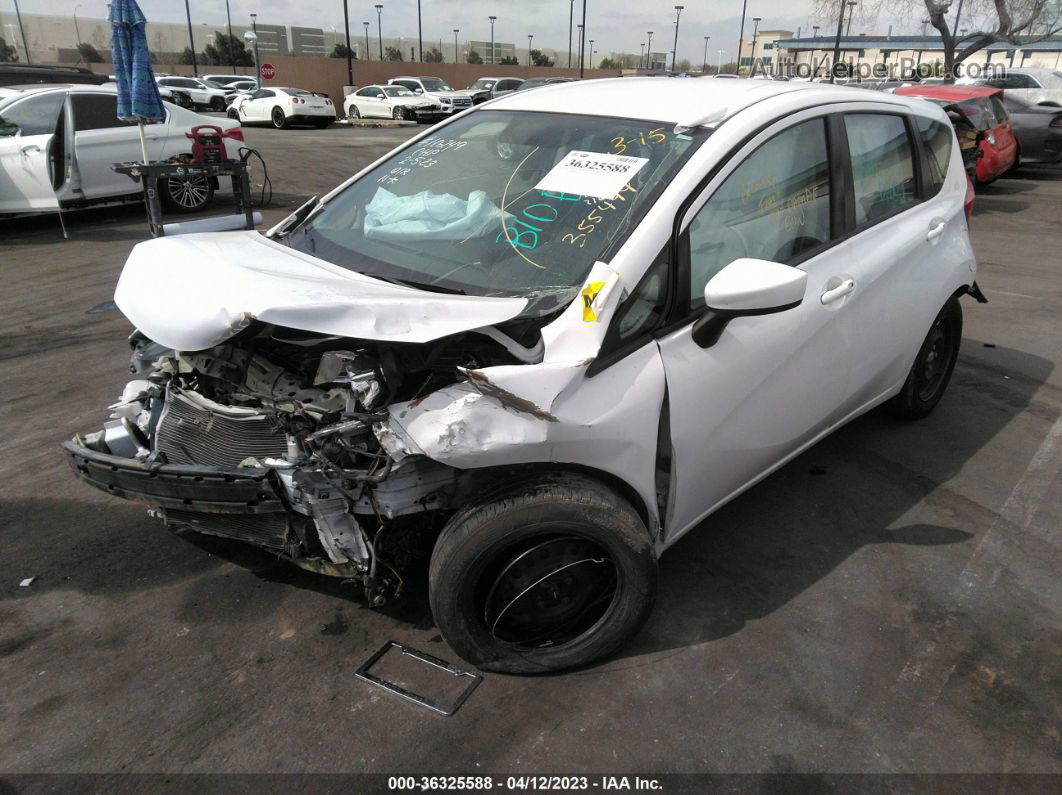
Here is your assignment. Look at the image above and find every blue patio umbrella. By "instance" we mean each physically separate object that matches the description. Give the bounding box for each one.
[109,0,165,163]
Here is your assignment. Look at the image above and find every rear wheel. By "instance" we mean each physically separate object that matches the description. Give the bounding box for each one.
[429,473,657,674]
[226,107,239,120]
[159,173,214,213]
[271,107,288,129]
[348,105,361,120]
[887,297,962,420]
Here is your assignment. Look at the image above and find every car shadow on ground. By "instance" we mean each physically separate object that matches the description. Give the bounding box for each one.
[618,338,1053,662]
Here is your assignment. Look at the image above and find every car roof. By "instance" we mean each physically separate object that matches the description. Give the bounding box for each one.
[894,84,1000,101]
[489,76,922,125]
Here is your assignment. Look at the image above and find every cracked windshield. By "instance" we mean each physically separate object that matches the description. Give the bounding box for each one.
[288,110,704,307]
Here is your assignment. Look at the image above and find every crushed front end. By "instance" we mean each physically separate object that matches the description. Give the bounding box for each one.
[62,323,522,604]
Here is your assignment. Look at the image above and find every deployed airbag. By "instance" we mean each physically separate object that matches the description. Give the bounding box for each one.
[364,187,502,242]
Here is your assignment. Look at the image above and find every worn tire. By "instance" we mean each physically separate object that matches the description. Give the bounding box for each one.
[887,297,962,420]
[429,473,657,674]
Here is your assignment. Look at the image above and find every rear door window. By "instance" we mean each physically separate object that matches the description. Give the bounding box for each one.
[72,93,132,131]
[844,113,917,226]
[915,116,953,196]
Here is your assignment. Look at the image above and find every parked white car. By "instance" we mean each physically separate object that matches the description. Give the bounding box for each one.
[63,78,984,674]
[0,84,244,215]
[960,67,1062,107]
[388,75,473,114]
[156,76,230,111]
[203,73,251,88]
[344,84,442,121]
[228,86,335,128]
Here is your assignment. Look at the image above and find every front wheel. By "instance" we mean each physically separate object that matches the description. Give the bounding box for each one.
[887,297,962,420]
[428,473,657,674]
[393,106,405,120]
[348,105,361,120]
[271,107,288,129]
[210,96,226,112]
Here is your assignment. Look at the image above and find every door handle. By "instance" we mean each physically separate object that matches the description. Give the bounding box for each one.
[926,218,947,241]
[821,278,855,305]
[20,144,41,154]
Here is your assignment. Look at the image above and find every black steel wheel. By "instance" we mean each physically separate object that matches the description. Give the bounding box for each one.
[159,173,214,213]
[429,473,657,674]
[888,296,962,419]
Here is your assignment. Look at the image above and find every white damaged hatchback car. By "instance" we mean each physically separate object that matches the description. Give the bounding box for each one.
[63,78,985,673]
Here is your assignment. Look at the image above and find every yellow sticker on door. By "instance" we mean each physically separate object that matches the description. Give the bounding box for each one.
[581,282,607,322]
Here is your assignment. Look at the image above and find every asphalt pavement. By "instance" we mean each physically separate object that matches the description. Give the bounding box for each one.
[1,120,1059,779]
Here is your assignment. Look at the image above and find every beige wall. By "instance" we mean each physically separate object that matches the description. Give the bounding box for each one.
[74,57,620,106]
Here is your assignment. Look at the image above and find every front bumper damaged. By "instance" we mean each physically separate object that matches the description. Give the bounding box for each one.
[61,441,286,515]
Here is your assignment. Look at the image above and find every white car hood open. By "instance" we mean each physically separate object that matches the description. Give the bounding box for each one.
[113,231,528,352]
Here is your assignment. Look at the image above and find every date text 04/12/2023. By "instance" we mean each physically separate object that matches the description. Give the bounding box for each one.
[387,775,664,791]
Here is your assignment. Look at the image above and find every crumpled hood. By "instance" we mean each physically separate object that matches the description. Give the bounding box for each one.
[114,231,528,352]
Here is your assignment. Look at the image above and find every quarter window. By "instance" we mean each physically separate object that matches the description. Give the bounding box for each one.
[915,116,952,196]
[686,118,832,306]
[844,114,917,226]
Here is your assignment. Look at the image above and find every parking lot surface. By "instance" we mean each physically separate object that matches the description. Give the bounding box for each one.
[1,122,1060,776]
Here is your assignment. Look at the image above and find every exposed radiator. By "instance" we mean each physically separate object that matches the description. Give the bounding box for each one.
[155,386,288,467]
[166,509,290,549]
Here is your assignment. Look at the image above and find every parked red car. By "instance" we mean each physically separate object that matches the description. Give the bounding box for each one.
[895,85,1017,185]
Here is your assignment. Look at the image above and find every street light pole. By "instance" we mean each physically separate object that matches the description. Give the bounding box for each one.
[527,34,533,66]
[830,0,846,82]
[364,22,370,61]
[12,0,29,64]
[646,31,653,69]
[489,15,496,65]
[702,35,709,73]
[735,0,747,74]
[846,1,857,36]
[73,4,83,62]
[579,0,586,78]
[568,0,574,69]
[417,0,422,61]
[588,38,594,69]
[671,6,684,72]
[224,0,235,69]
[749,17,761,76]
[342,0,353,85]
[453,28,459,64]
[183,0,197,76]
[639,42,644,68]
[375,4,383,60]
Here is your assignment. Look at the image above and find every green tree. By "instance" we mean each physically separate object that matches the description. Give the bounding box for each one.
[530,49,554,67]
[597,56,622,69]
[178,46,196,65]
[500,55,519,65]
[329,43,355,59]
[203,33,254,66]
[423,47,444,63]
[384,46,404,61]
[77,42,104,63]
[466,49,483,64]
[0,37,19,63]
